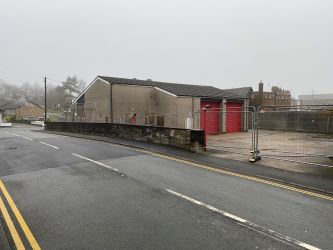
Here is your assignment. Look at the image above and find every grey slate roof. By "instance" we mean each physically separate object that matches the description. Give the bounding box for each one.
[98,76,248,99]
[0,100,25,110]
[223,87,253,99]
[0,99,11,107]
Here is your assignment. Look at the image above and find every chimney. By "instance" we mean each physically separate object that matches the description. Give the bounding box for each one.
[259,80,263,92]
[258,80,264,106]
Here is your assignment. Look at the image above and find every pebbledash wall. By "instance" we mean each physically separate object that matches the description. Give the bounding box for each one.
[46,122,205,152]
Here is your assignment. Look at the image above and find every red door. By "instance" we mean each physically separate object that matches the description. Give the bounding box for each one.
[200,101,220,135]
[226,102,242,133]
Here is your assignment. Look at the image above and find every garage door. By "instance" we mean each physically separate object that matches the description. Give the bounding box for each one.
[226,102,242,133]
[200,101,220,135]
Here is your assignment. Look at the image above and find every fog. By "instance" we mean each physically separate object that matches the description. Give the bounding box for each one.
[0,0,332,96]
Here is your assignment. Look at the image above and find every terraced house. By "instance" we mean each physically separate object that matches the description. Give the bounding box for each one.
[71,76,252,134]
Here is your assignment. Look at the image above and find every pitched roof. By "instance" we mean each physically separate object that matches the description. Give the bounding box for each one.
[222,87,253,99]
[26,100,44,109]
[98,76,248,99]
[0,100,25,110]
[0,99,11,107]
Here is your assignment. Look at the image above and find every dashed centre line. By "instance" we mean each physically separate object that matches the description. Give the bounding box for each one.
[22,136,33,141]
[39,141,60,150]
[72,153,119,172]
[4,131,32,141]
[166,189,321,250]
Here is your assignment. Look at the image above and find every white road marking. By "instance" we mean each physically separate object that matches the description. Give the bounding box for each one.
[4,132,33,141]
[39,141,59,150]
[72,153,119,172]
[22,136,33,141]
[165,189,321,250]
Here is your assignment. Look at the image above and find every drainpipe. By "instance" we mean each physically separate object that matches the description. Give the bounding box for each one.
[110,83,113,123]
[203,104,211,150]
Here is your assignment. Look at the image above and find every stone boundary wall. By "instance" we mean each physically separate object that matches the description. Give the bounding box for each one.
[45,122,205,152]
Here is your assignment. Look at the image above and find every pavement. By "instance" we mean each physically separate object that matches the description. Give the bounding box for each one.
[0,124,332,249]
[208,130,333,174]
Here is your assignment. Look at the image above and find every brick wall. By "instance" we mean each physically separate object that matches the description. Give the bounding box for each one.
[46,122,205,152]
[16,102,44,118]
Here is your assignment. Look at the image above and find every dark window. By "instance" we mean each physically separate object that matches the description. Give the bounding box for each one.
[157,116,164,126]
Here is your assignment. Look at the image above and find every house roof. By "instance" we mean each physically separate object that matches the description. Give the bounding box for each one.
[26,100,44,109]
[98,76,248,99]
[72,76,250,105]
[0,100,25,110]
[0,99,11,107]
[0,100,43,110]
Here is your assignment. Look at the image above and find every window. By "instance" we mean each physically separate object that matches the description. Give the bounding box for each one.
[157,116,164,126]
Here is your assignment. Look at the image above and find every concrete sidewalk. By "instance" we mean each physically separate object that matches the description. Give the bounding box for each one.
[207,130,333,174]
[38,130,333,195]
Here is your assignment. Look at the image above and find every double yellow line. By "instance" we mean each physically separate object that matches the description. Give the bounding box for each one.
[106,140,333,202]
[0,180,41,250]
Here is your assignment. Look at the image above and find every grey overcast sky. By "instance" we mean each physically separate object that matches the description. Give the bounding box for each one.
[0,0,332,97]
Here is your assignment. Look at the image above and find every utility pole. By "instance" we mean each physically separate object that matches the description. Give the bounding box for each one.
[44,77,47,129]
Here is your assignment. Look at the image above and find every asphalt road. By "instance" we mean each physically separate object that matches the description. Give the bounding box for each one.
[0,125,332,249]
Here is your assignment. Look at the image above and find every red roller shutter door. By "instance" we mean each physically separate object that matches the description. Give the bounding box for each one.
[200,101,220,135]
[226,102,242,133]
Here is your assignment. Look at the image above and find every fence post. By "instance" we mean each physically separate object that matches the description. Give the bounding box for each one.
[249,106,261,163]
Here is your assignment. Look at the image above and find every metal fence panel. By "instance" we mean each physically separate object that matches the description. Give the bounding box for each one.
[256,106,333,169]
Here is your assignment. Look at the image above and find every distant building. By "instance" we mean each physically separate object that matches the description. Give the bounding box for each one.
[298,94,333,108]
[0,100,44,120]
[250,81,291,108]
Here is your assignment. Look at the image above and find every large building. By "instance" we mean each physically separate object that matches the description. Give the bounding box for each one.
[250,81,291,108]
[71,76,252,134]
[298,94,333,107]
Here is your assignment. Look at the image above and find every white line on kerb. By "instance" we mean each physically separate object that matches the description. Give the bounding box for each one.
[72,153,119,172]
[165,189,321,250]
[39,141,59,150]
